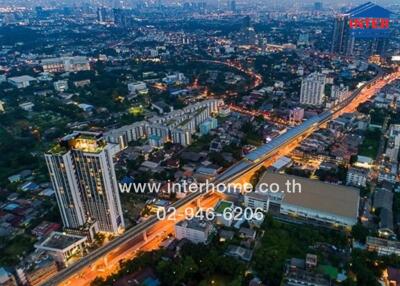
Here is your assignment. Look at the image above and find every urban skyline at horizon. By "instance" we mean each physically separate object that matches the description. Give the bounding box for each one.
[1,0,399,9]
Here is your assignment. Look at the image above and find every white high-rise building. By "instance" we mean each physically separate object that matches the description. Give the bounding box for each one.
[300,73,326,106]
[386,124,400,163]
[45,132,125,234]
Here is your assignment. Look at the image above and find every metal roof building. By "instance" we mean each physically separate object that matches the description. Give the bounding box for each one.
[258,173,360,228]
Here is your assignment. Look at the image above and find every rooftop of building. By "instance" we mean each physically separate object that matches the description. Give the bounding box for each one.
[36,231,86,251]
[0,268,13,284]
[47,131,107,155]
[176,217,212,232]
[214,200,234,214]
[348,166,369,175]
[347,2,392,17]
[258,172,360,220]
[129,80,146,85]
[373,188,393,210]
[18,250,56,273]
[32,221,60,237]
[225,245,253,261]
[284,269,329,286]
[114,267,160,286]
[8,75,36,82]
[245,191,269,201]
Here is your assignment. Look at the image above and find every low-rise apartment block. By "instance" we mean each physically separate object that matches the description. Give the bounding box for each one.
[175,218,215,244]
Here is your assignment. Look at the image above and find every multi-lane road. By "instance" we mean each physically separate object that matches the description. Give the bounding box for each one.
[47,194,222,286]
[40,68,400,286]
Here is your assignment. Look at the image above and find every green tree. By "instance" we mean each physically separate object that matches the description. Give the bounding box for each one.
[351,223,369,243]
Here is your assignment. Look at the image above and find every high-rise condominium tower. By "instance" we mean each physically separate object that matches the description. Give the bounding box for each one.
[300,72,326,106]
[331,14,355,56]
[45,132,124,234]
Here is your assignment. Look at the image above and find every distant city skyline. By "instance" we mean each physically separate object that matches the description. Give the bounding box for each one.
[0,0,399,9]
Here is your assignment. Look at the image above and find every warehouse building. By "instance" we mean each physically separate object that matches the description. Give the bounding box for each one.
[255,173,360,229]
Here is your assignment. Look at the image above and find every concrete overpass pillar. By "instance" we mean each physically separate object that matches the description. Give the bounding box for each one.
[196,198,201,209]
[103,254,108,267]
[143,231,148,242]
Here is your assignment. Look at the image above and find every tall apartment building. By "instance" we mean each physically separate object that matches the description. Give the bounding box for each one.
[331,3,391,57]
[369,38,389,57]
[45,132,124,234]
[300,73,326,106]
[97,7,107,22]
[331,14,355,56]
[229,0,236,12]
